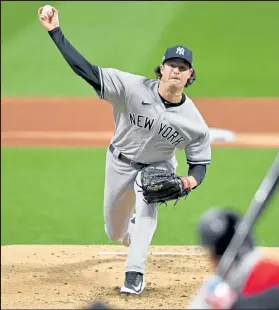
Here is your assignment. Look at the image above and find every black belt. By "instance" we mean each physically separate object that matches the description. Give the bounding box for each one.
[109,144,147,170]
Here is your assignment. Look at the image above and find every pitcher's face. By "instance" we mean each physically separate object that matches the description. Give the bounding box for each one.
[160,58,193,89]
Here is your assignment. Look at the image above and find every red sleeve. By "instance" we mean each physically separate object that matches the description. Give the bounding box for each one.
[242,258,279,296]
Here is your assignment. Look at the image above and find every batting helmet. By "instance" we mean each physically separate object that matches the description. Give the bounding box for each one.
[197,208,255,260]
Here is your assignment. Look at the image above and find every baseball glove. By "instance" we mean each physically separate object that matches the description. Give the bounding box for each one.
[140,162,191,205]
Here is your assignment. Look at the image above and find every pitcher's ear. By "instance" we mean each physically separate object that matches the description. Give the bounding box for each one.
[189,68,193,77]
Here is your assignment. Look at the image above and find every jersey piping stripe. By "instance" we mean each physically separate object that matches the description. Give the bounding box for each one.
[98,67,104,99]
[187,160,211,165]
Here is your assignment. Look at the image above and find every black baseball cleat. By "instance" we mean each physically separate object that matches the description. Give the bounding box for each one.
[120,271,145,295]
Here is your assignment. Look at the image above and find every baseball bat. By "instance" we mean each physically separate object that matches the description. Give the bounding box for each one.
[216,152,279,279]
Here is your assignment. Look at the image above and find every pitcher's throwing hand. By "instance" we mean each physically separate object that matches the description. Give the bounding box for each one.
[38,5,59,31]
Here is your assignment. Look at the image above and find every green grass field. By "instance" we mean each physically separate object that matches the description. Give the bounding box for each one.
[2,2,279,248]
[2,1,279,97]
[2,148,279,246]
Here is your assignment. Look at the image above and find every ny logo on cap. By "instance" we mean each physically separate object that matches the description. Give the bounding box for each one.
[176,46,185,55]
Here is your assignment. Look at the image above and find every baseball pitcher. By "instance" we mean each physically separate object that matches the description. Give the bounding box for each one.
[38,7,211,295]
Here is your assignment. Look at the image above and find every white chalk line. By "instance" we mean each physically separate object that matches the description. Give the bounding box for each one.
[99,251,205,256]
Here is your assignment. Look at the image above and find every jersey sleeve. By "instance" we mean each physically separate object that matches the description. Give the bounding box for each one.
[242,259,279,296]
[188,164,207,187]
[48,27,101,95]
[49,27,134,109]
[185,129,211,165]
[98,68,132,108]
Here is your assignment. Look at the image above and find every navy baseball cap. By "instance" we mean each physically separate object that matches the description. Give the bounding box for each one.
[162,45,193,66]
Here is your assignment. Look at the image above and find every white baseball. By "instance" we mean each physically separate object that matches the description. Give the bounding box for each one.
[41,5,54,17]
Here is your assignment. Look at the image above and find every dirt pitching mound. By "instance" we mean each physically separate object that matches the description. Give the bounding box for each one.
[2,245,279,309]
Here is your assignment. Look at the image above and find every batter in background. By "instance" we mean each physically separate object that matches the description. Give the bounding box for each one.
[38,6,211,295]
[187,207,279,309]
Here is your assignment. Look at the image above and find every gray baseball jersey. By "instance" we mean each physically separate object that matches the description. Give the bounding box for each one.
[98,67,211,165]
